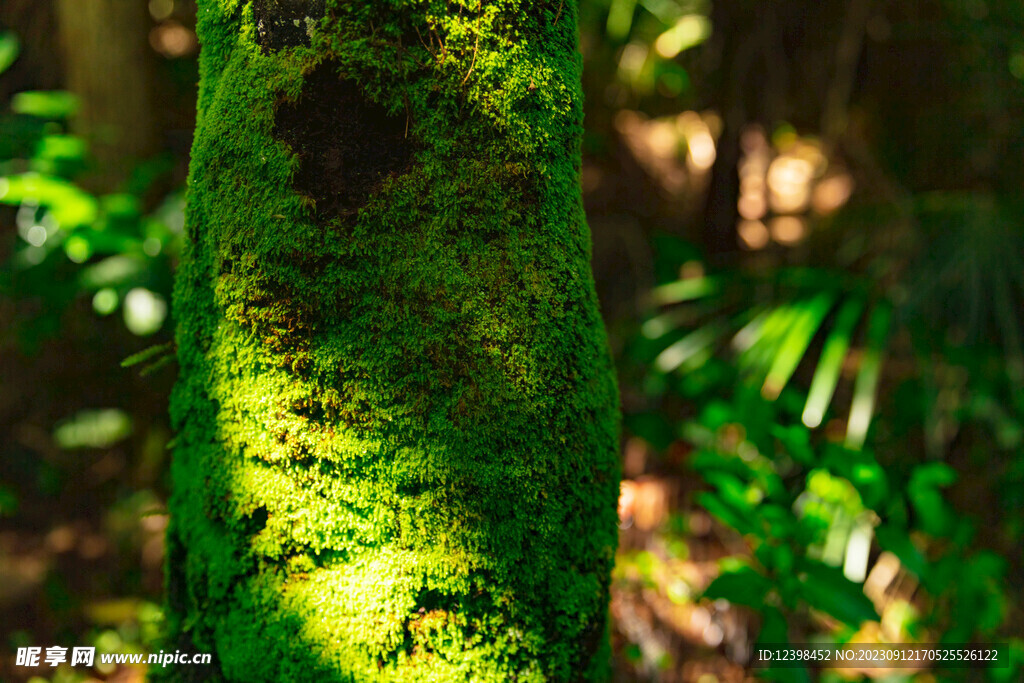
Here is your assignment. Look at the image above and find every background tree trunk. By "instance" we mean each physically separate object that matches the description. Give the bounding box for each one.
[164,0,621,680]
[0,0,63,101]
[55,0,157,191]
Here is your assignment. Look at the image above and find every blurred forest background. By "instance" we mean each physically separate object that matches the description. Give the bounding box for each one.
[1,0,1022,681]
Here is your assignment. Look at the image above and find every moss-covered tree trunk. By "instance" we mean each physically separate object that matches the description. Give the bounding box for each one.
[166,0,620,680]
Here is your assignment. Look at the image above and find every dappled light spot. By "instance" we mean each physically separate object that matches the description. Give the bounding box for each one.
[78,533,109,560]
[142,520,166,569]
[654,15,712,59]
[701,622,723,647]
[615,109,718,198]
[737,219,769,250]
[619,478,675,531]
[677,111,718,172]
[769,215,806,245]
[736,126,853,249]
[149,22,196,58]
[618,42,648,81]
[678,260,705,281]
[1010,52,1024,80]
[812,172,854,214]
[123,287,167,336]
[767,156,814,214]
[148,0,174,21]
[622,437,650,479]
[93,288,119,315]
[737,127,771,233]
[46,525,78,553]
[0,549,49,606]
[24,224,47,246]
[648,121,679,158]
[737,193,766,221]
[863,552,903,607]
[65,235,91,263]
[686,129,716,172]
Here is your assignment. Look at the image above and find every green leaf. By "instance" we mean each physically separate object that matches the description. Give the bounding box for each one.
[771,424,814,465]
[704,471,754,512]
[53,409,132,449]
[606,0,639,40]
[139,353,176,377]
[758,667,812,683]
[845,302,891,450]
[756,604,790,644]
[0,31,20,75]
[874,524,927,579]
[802,296,865,428]
[0,173,98,229]
[762,292,836,400]
[738,305,799,376]
[697,491,755,535]
[703,564,771,608]
[798,559,877,625]
[908,462,957,489]
[122,342,174,368]
[758,505,798,540]
[993,267,1024,385]
[907,462,957,537]
[79,255,147,289]
[0,484,18,517]
[653,321,725,372]
[989,639,1023,683]
[698,400,733,431]
[847,459,888,510]
[11,90,79,119]
[650,275,719,305]
[34,134,87,165]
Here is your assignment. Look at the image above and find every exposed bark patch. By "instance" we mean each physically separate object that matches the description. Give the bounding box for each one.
[274,62,412,220]
[242,505,269,537]
[253,0,325,52]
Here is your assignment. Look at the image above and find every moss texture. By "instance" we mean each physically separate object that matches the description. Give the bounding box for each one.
[165,0,620,680]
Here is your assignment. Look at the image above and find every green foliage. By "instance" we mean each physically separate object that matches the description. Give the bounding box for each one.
[0,30,20,75]
[0,66,183,348]
[52,408,133,450]
[633,230,1021,680]
[590,0,710,99]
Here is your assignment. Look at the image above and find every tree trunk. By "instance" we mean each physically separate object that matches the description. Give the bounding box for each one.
[165,1,620,680]
[55,0,157,191]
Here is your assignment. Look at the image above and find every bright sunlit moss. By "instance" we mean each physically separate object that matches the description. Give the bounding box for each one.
[163,1,620,680]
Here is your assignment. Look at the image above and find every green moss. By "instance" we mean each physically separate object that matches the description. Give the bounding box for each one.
[165,0,619,680]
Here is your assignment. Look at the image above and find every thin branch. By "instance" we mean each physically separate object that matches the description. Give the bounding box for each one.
[414,24,437,62]
[822,0,872,150]
[461,1,483,86]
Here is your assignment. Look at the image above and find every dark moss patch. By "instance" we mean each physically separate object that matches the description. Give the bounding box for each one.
[274,61,412,220]
[243,505,269,535]
[253,0,325,52]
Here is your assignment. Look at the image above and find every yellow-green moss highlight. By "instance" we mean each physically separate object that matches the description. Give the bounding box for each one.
[165,0,620,680]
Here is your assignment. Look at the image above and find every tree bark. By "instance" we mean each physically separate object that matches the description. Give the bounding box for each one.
[55,0,158,191]
[165,1,620,680]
